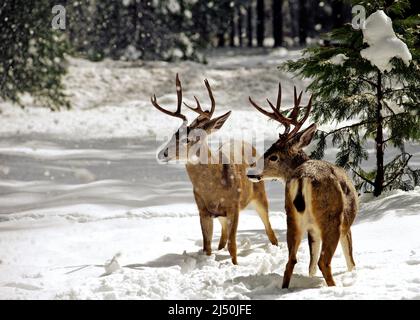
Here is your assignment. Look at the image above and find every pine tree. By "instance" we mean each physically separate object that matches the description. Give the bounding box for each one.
[71,0,198,62]
[281,0,420,196]
[0,0,70,110]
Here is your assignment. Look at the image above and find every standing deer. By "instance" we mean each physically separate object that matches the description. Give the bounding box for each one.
[151,74,278,265]
[247,84,358,287]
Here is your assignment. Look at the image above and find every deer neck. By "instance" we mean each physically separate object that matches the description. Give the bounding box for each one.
[185,140,215,168]
[284,150,310,180]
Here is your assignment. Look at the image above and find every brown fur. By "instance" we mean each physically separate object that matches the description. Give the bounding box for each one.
[248,85,358,287]
[186,142,278,265]
[152,75,277,265]
[253,136,358,287]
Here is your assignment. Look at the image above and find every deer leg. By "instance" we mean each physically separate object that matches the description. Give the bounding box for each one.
[218,217,228,250]
[199,212,213,256]
[253,199,278,246]
[318,227,341,286]
[308,230,321,277]
[282,218,302,288]
[340,229,356,272]
[227,209,239,265]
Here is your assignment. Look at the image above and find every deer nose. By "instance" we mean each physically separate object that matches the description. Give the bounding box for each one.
[158,149,169,162]
[246,167,262,182]
[247,173,262,182]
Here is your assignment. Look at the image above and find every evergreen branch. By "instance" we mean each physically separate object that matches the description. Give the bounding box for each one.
[383,135,399,143]
[382,101,396,115]
[352,169,375,186]
[383,154,413,189]
[359,77,378,88]
[318,112,410,139]
[318,120,372,138]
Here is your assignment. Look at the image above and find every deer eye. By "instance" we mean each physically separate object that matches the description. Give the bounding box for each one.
[269,155,278,162]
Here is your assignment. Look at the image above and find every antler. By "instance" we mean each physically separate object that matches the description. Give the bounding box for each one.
[151,73,187,122]
[183,79,215,120]
[249,84,313,140]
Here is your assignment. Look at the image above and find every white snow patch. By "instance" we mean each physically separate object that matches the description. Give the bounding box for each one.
[329,54,349,66]
[360,10,412,72]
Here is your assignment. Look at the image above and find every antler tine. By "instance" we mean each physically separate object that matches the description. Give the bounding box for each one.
[150,73,187,122]
[293,87,303,110]
[248,97,279,121]
[266,99,293,125]
[288,87,302,120]
[276,83,282,110]
[184,78,216,120]
[289,94,313,137]
[204,79,215,118]
[249,82,293,127]
[183,96,210,119]
[175,74,182,114]
[249,83,314,140]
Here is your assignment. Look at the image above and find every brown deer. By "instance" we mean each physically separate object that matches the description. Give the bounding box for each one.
[151,74,278,265]
[247,84,358,287]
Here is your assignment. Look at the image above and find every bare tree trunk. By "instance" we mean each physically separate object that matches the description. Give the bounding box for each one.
[272,0,283,47]
[229,6,236,47]
[218,33,226,47]
[374,71,385,197]
[238,5,244,47]
[256,0,265,47]
[247,4,253,47]
[331,0,345,28]
[298,0,307,46]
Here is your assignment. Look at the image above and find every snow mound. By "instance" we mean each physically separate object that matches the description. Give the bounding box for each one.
[360,10,412,72]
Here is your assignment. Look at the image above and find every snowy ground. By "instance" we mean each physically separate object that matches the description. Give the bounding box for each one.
[0,48,419,299]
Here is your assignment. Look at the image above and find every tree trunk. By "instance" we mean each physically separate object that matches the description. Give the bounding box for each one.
[238,5,244,47]
[298,0,307,46]
[288,0,298,46]
[374,71,385,197]
[272,0,283,47]
[331,0,345,28]
[217,33,225,47]
[229,6,236,47]
[256,0,265,47]
[247,4,253,47]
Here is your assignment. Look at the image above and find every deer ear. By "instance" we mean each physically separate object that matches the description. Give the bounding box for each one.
[201,111,231,133]
[290,123,317,150]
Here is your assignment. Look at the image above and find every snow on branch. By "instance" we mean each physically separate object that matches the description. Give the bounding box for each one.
[360,10,412,72]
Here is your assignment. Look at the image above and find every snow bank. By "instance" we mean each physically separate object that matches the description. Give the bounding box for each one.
[360,10,412,72]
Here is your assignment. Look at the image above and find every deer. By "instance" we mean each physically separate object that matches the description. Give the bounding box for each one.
[247,83,358,288]
[151,74,278,265]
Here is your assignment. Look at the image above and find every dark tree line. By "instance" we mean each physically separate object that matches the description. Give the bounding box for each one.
[201,0,351,49]
[62,0,353,61]
[0,0,355,110]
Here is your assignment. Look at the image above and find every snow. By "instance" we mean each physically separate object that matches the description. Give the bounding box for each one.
[0,49,419,300]
[1,188,420,300]
[360,10,412,72]
[0,49,304,141]
[329,54,349,66]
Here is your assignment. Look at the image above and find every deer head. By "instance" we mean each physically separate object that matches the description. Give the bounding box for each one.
[247,84,316,181]
[151,74,231,163]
